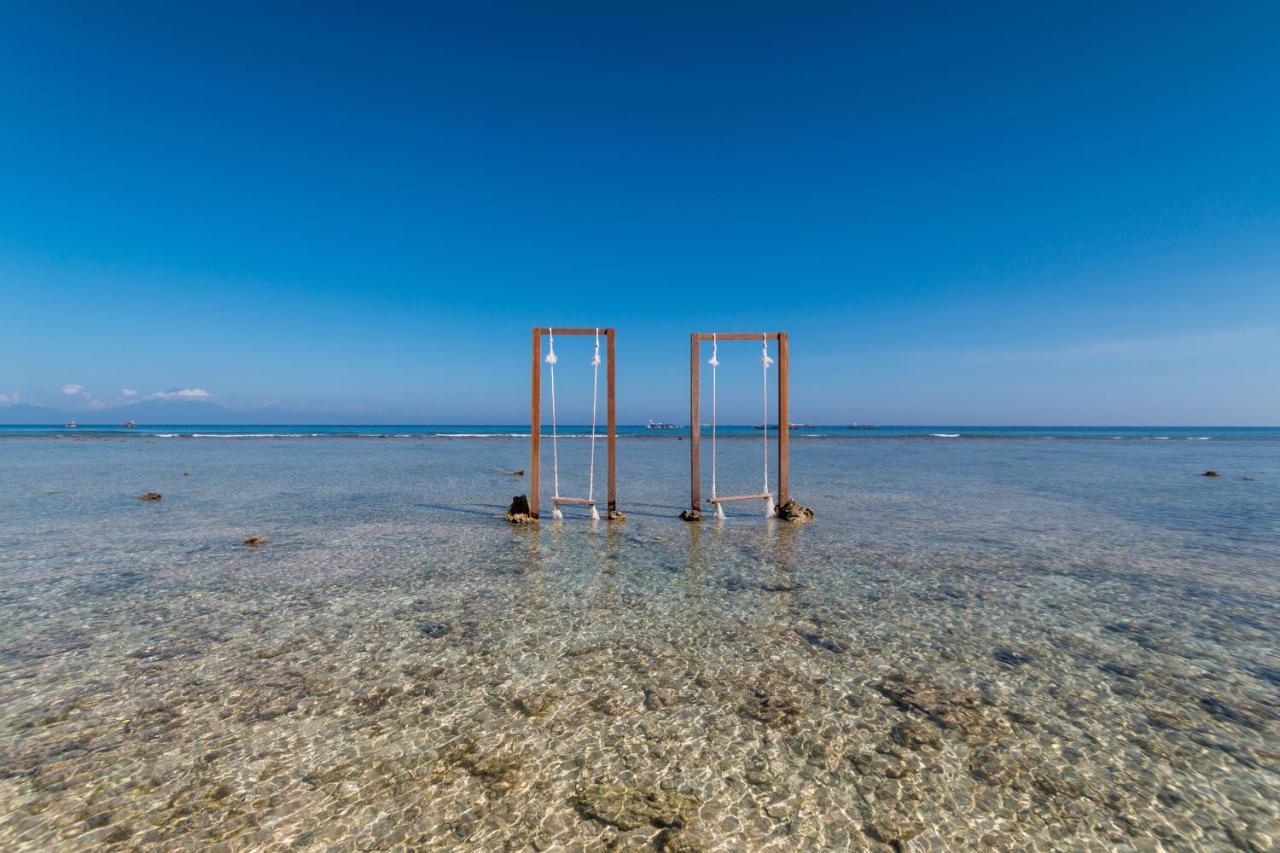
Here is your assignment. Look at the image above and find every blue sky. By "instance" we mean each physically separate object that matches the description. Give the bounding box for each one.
[1,2,1277,424]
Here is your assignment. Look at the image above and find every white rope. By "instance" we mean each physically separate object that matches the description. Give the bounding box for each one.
[545,328,562,519]
[708,335,724,519]
[587,329,601,521]
[762,334,775,517]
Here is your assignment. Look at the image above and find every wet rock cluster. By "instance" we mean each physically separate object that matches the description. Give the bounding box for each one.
[505,494,535,524]
[775,499,814,522]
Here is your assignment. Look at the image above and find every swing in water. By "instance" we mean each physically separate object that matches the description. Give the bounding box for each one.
[506,327,622,523]
[682,331,813,523]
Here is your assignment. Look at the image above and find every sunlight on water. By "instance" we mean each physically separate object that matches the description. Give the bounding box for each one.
[0,435,1276,850]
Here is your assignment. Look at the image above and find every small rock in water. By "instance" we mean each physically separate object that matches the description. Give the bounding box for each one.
[506,469,524,476]
[243,536,267,546]
[680,508,702,522]
[139,492,163,501]
[993,647,1033,666]
[1202,470,1219,477]
[776,499,814,522]
[606,509,627,521]
[505,494,535,524]
[419,622,450,639]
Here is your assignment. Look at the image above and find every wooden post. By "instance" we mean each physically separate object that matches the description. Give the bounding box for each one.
[607,329,617,514]
[690,333,701,511]
[777,332,789,508]
[530,327,541,519]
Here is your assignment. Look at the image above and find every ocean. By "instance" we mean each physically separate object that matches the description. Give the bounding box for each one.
[0,428,1276,849]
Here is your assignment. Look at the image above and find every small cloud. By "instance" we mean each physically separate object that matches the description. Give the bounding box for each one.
[152,388,214,400]
[62,384,87,396]
[121,388,138,397]
[0,392,19,405]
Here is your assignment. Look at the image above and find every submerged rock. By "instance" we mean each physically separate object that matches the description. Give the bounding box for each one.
[993,647,1033,666]
[658,826,710,852]
[606,509,627,521]
[506,469,525,476]
[243,536,267,546]
[139,492,162,501]
[1202,470,1219,477]
[890,718,943,750]
[505,495,535,524]
[513,690,560,718]
[865,813,921,847]
[679,508,702,522]
[878,674,992,736]
[643,686,677,710]
[739,684,802,728]
[795,627,850,654]
[776,499,814,522]
[573,779,700,830]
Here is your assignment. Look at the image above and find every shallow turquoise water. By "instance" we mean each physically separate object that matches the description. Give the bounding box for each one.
[0,435,1276,850]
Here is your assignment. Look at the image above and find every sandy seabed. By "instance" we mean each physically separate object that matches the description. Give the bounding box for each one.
[0,435,1276,850]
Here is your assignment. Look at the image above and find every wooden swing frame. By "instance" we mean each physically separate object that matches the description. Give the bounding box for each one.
[529,327,617,520]
[688,332,789,514]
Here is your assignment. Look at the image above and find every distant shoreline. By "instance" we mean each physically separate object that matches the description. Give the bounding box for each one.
[1,425,1275,442]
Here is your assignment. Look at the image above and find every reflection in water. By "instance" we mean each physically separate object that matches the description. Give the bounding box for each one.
[0,435,1276,850]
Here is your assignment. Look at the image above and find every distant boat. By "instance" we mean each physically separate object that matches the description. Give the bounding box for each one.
[847,423,879,430]
[646,419,679,430]
[124,420,137,428]
[65,421,78,429]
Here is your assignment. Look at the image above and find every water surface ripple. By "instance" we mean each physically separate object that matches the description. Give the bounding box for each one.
[0,436,1276,850]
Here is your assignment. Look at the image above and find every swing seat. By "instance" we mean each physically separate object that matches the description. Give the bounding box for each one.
[708,493,772,504]
[552,497,596,506]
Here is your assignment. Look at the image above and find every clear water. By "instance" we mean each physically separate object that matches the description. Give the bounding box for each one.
[0,433,1276,850]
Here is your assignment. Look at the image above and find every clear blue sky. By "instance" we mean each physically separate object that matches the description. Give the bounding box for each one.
[2,2,1277,424]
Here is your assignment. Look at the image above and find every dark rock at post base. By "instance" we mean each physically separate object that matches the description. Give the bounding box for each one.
[776,499,814,522]
[506,495,535,524]
[680,509,702,522]
[606,509,626,521]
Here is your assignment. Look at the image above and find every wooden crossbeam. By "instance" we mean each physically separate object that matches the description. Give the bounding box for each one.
[551,497,596,506]
[693,332,784,341]
[707,493,772,503]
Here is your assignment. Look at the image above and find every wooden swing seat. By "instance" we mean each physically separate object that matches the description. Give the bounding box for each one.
[552,497,596,506]
[708,493,772,504]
